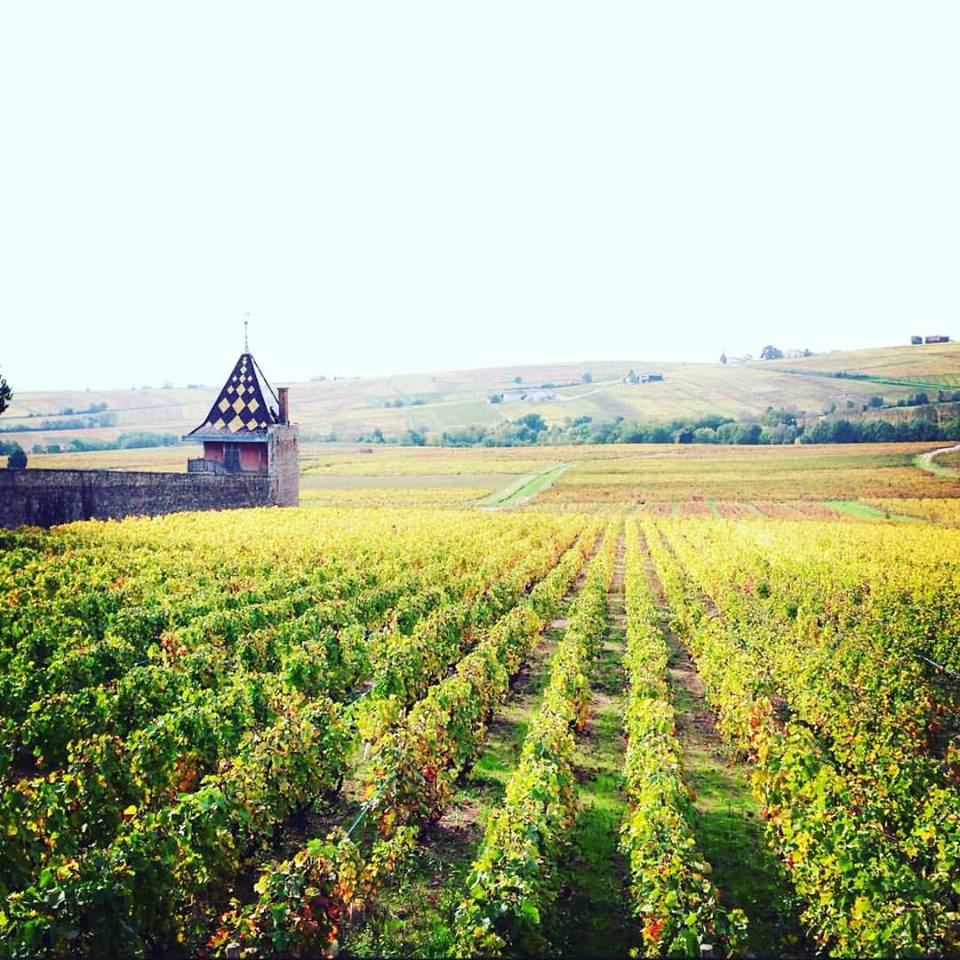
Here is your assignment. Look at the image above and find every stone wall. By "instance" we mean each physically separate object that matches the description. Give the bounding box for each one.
[0,469,274,529]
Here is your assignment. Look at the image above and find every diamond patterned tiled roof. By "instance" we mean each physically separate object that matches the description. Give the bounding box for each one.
[187,354,279,439]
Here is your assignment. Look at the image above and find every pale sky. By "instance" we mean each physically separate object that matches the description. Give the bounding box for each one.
[2,2,958,390]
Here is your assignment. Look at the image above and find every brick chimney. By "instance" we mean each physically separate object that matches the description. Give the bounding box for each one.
[277,387,289,424]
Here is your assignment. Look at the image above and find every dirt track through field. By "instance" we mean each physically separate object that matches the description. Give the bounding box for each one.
[918,443,960,477]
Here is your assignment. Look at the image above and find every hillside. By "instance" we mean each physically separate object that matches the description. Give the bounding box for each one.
[3,342,957,449]
[765,340,960,387]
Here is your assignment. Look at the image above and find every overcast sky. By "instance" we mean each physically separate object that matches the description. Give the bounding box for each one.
[2,2,958,391]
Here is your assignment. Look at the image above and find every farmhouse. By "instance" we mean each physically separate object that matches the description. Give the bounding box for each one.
[0,350,299,528]
[500,387,559,403]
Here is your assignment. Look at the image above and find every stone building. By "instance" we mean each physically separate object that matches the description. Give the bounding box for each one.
[184,351,299,506]
[0,350,299,528]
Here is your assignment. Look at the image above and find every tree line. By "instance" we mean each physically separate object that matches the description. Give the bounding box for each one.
[358,409,960,448]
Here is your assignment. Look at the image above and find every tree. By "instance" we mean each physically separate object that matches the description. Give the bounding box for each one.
[760,345,783,361]
[0,370,11,416]
[715,422,740,444]
[401,429,426,446]
[518,413,547,433]
[735,423,762,444]
[833,420,856,443]
[513,376,523,384]
[7,445,27,469]
[582,371,593,383]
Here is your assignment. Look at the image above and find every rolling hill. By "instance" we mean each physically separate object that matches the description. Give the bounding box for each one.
[3,341,958,450]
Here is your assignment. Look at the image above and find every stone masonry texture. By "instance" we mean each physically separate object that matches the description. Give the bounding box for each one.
[0,469,276,529]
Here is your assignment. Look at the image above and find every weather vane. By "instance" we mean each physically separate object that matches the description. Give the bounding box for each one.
[244,314,250,353]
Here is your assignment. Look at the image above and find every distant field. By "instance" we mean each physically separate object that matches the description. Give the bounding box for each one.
[299,486,493,508]
[534,442,958,505]
[25,446,190,472]
[864,498,960,525]
[23,440,959,511]
[7,342,957,447]
[300,445,556,476]
[766,341,960,388]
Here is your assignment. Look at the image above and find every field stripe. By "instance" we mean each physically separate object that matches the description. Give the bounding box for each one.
[476,460,573,507]
[825,499,924,522]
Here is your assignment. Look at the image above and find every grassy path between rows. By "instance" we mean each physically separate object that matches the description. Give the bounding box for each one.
[345,624,562,958]
[476,461,572,508]
[642,539,806,958]
[553,535,634,958]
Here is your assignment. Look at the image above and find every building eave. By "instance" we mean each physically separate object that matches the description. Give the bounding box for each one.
[182,431,271,444]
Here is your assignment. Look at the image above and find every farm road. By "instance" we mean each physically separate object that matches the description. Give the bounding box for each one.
[917,443,960,477]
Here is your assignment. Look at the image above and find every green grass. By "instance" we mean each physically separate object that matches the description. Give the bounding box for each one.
[826,500,923,522]
[667,672,804,957]
[465,628,560,802]
[345,627,561,957]
[644,534,806,958]
[476,461,572,507]
[553,601,635,959]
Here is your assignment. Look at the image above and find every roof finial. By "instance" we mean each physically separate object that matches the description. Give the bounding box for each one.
[244,314,250,354]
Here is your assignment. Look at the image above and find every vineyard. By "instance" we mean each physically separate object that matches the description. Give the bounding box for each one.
[3,446,960,958]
